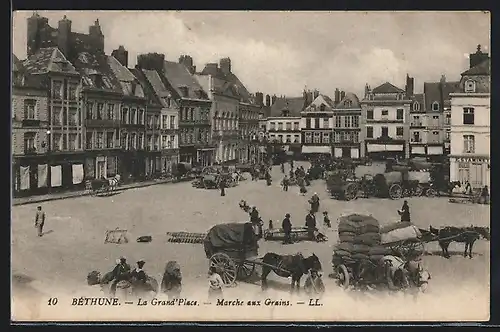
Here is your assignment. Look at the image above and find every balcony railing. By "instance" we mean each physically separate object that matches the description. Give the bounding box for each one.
[22,119,41,127]
[85,119,121,128]
[410,121,423,127]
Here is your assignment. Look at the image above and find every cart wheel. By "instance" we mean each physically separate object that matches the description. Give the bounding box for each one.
[414,185,423,197]
[210,253,237,286]
[237,261,256,280]
[336,264,350,289]
[344,183,359,201]
[389,184,403,200]
[426,188,437,197]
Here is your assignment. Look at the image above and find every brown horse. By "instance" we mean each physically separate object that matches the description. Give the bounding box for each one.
[429,225,490,258]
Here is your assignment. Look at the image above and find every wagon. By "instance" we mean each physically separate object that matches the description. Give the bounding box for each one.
[203,222,291,286]
[192,174,220,189]
[263,226,328,243]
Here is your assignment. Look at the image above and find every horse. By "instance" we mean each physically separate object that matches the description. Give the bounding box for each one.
[261,253,322,293]
[161,261,182,300]
[429,225,490,258]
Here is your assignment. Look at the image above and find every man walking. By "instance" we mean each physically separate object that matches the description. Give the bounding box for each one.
[305,210,317,241]
[219,177,226,197]
[34,206,45,237]
[398,200,411,222]
[282,175,290,192]
[282,213,293,244]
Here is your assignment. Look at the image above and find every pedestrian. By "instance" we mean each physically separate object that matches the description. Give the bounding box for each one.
[398,200,411,222]
[281,163,285,174]
[323,211,331,228]
[282,175,289,192]
[465,181,473,195]
[208,266,224,300]
[250,206,260,224]
[265,171,272,186]
[305,210,317,241]
[282,213,293,244]
[268,219,274,230]
[34,206,45,237]
[309,192,320,214]
[219,177,226,197]
[481,185,489,204]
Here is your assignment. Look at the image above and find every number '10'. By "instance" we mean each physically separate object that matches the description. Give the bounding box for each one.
[47,298,58,306]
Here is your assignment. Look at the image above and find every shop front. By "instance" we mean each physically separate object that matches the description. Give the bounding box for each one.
[332,144,361,159]
[197,147,215,167]
[450,155,490,189]
[161,149,179,175]
[366,140,406,161]
[302,145,332,159]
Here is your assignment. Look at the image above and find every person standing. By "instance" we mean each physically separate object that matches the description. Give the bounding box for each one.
[281,162,285,174]
[219,177,226,197]
[309,193,320,214]
[282,175,290,191]
[34,206,45,237]
[208,266,224,300]
[305,210,317,241]
[130,259,148,295]
[282,213,293,244]
[398,200,411,222]
[323,211,331,228]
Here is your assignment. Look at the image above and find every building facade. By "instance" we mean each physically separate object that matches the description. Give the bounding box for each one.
[449,46,490,188]
[361,82,411,160]
[300,92,334,157]
[332,90,363,159]
[267,96,304,157]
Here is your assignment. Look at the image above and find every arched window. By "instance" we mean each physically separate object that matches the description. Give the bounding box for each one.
[432,102,439,111]
[346,100,352,108]
[413,102,420,111]
[465,79,476,93]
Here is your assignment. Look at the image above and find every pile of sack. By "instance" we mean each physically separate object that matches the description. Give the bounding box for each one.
[333,215,422,264]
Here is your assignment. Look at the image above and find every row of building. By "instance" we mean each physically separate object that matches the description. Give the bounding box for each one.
[13,13,262,196]
[259,45,490,188]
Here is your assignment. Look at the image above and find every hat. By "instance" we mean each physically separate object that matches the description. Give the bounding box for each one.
[323,211,328,214]
[120,256,127,262]
[285,213,291,218]
[314,192,317,195]
[137,259,145,264]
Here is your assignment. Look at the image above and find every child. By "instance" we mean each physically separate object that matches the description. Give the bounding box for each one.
[208,266,224,300]
[323,211,331,228]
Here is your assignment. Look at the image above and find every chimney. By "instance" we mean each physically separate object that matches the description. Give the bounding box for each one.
[440,74,446,84]
[340,91,346,100]
[334,89,341,104]
[265,94,271,107]
[220,58,231,75]
[313,89,319,100]
[89,19,104,52]
[469,44,490,69]
[364,84,369,98]
[136,53,165,72]
[111,45,129,67]
[255,92,264,106]
[57,15,72,58]
[405,74,414,98]
[271,94,277,105]
[179,55,196,74]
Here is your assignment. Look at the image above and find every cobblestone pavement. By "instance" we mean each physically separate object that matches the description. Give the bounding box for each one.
[11,163,490,319]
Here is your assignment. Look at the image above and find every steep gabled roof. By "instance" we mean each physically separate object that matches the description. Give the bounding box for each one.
[224,72,251,103]
[270,97,305,117]
[372,82,404,94]
[130,68,162,106]
[163,61,209,100]
[335,92,361,109]
[107,56,145,98]
[411,93,425,111]
[142,69,179,108]
[423,82,440,112]
[72,51,122,93]
[305,94,335,111]
[461,59,490,76]
[23,47,78,75]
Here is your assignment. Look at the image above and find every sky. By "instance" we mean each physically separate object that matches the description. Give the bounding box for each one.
[12,11,490,98]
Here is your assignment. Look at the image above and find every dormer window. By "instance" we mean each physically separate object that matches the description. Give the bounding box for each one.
[413,102,420,111]
[465,79,476,93]
[345,100,352,108]
[179,86,189,98]
[432,102,439,111]
[320,104,326,112]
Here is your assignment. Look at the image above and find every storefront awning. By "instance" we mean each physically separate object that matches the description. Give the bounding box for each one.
[301,146,331,154]
[427,146,443,155]
[367,144,403,152]
[411,146,425,154]
[197,148,216,151]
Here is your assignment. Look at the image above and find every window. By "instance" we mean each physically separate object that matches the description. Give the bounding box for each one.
[96,103,104,120]
[131,133,137,149]
[397,109,404,120]
[122,108,129,124]
[190,108,194,121]
[170,135,176,148]
[23,99,36,119]
[413,132,421,143]
[154,115,160,129]
[335,116,342,127]
[345,100,352,108]
[323,118,329,128]
[170,115,176,129]
[52,81,63,99]
[463,108,474,125]
[306,118,311,129]
[353,131,359,143]
[353,116,359,128]
[464,79,476,93]
[463,135,475,153]
[286,122,292,131]
[278,122,283,130]
[305,132,312,143]
[367,109,374,120]
[445,131,450,141]
[130,109,137,124]
[293,122,299,130]
[86,102,94,120]
[344,116,352,128]
[138,133,144,149]
[322,132,329,144]
[62,109,68,125]
[294,135,300,143]
[413,102,420,111]
[62,134,67,150]
[146,115,152,129]
[381,127,388,137]
[445,113,451,126]
[138,109,145,125]
[270,122,276,130]
[396,127,404,136]
[68,84,77,100]
[86,132,93,149]
[334,132,341,143]
[69,108,78,126]
[68,134,77,151]
[53,134,61,151]
[381,110,389,116]
[314,118,320,128]
[432,131,439,135]
[432,102,439,111]
[23,133,36,153]
[161,115,168,129]
[106,132,114,148]
[313,132,321,143]
[286,135,291,143]
[119,133,127,149]
[105,104,114,120]
[162,135,168,149]
[366,127,373,138]
[52,106,62,125]
[96,132,104,149]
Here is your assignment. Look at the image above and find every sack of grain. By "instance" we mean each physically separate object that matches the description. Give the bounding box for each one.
[358,224,380,234]
[352,244,371,253]
[353,232,382,246]
[380,221,412,234]
[369,254,385,262]
[352,253,370,261]
[338,222,358,234]
[368,246,393,256]
[338,231,356,237]
[339,234,356,243]
[381,226,422,244]
[334,249,352,258]
[337,242,355,253]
